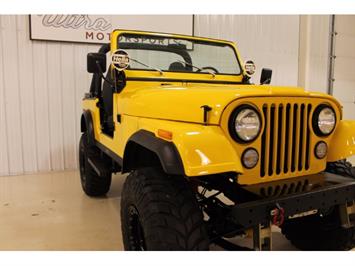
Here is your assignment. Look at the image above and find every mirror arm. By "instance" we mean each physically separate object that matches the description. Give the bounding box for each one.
[242,75,252,84]
[89,75,96,97]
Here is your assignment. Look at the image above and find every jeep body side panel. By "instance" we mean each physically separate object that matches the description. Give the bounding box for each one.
[81,97,245,176]
[82,97,124,158]
[328,120,355,162]
[136,117,244,176]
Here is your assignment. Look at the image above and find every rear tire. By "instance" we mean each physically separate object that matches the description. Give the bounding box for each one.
[120,167,209,250]
[79,133,112,197]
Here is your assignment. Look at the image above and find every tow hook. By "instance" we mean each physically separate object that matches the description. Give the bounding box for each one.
[270,203,285,226]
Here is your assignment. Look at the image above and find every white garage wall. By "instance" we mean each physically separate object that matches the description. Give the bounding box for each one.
[332,15,355,164]
[0,15,100,176]
[0,15,329,176]
[332,15,355,120]
[298,15,331,94]
[195,15,300,86]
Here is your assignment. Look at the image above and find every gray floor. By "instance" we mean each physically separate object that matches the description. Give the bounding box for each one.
[0,170,299,250]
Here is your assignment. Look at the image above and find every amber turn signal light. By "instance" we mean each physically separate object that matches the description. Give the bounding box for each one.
[157,129,173,140]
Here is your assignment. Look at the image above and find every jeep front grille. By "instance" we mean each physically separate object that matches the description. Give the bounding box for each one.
[260,103,312,177]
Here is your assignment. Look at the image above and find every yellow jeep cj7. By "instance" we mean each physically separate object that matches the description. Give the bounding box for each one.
[80,29,355,251]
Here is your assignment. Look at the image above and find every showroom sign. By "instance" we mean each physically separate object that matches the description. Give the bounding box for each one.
[29,15,194,44]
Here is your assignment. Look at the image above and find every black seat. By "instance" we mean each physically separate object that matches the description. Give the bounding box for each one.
[168,62,186,72]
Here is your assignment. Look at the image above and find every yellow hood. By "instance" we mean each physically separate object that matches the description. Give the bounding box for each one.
[118,83,339,125]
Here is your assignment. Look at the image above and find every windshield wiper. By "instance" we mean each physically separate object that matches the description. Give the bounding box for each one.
[177,60,216,78]
[130,58,163,75]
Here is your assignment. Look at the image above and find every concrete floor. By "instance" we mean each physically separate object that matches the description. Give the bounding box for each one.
[0,171,298,250]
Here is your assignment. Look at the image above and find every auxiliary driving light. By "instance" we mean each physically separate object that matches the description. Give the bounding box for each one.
[242,148,259,169]
[315,141,328,159]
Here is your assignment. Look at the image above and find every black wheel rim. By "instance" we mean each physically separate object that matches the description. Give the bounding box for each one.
[128,205,146,251]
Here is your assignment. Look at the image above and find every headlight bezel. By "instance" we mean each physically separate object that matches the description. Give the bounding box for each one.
[228,104,262,143]
[312,104,337,137]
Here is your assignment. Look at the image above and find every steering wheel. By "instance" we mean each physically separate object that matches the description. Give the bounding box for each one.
[196,66,219,74]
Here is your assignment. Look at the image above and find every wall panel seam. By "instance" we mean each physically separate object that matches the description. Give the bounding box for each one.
[59,44,65,170]
[15,17,25,172]
[44,43,53,170]
[0,20,10,175]
[72,44,78,166]
[30,41,39,172]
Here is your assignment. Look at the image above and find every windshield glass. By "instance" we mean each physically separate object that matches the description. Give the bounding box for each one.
[117,33,242,75]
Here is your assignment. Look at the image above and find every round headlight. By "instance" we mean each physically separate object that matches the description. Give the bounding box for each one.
[229,105,261,142]
[315,141,328,159]
[242,148,259,169]
[313,105,336,136]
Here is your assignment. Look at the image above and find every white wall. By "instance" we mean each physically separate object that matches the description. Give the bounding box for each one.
[0,16,100,176]
[195,15,300,86]
[332,15,355,120]
[0,15,329,176]
[332,15,355,164]
[298,15,331,94]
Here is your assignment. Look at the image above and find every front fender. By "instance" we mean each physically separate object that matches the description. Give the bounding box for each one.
[328,120,355,162]
[80,110,95,146]
[138,118,244,177]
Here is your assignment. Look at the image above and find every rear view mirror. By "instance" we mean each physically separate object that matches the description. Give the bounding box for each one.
[260,68,272,85]
[87,53,106,74]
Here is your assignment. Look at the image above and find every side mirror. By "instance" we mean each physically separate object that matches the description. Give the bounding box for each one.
[260,68,272,85]
[87,53,106,74]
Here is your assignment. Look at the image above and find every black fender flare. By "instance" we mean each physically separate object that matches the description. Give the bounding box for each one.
[80,110,95,146]
[123,130,185,176]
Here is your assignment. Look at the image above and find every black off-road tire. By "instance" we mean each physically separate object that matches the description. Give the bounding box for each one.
[120,167,210,250]
[281,210,355,250]
[281,159,355,250]
[79,133,112,197]
[326,159,355,178]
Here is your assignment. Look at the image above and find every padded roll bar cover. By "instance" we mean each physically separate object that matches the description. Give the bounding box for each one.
[99,43,110,54]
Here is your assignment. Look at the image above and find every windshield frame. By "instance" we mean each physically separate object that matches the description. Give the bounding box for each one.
[114,30,244,77]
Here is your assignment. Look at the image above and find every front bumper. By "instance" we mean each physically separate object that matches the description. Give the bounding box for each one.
[229,173,355,227]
